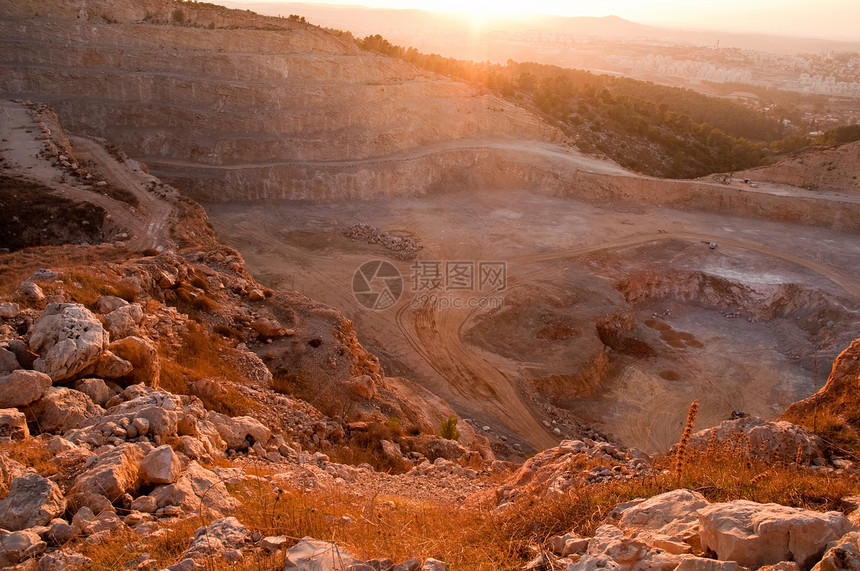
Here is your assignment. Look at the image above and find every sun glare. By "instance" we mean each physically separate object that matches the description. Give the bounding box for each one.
[429,0,537,23]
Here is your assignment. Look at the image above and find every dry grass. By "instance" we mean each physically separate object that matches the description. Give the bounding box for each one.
[57,440,860,571]
[328,421,412,474]
[0,438,57,478]
[159,323,261,416]
[0,244,132,301]
[232,475,520,570]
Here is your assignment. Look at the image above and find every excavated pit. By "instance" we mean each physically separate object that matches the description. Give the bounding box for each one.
[207,188,860,454]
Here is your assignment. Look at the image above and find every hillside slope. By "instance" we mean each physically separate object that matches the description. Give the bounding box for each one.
[737,141,860,194]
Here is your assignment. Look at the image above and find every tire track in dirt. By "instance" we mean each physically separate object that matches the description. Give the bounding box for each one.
[394,230,860,452]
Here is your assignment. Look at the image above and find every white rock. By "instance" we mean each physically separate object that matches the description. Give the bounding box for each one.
[102,304,143,339]
[30,303,110,382]
[0,407,29,440]
[811,532,860,571]
[209,412,272,450]
[151,461,237,517]
[618,489,709,554]
[283,538,364,570]
[0,528,46,567]
[570,524,679,571]
[25,386,103,433]
[0,301,20,319]
[0,369,52,407]
[141,444,181,485]
[182,517,249,562]
[0,473,66,531]
[698,500,855,570]
[36,550,92,571]
[69,442,144,502]
[71,378,114,407]
[94,295,128,314]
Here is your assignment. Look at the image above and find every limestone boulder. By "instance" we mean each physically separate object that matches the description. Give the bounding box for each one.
[0,473,66,531]
[617,489,709,554]
[570,524,679,571]
[180,517,250,564]
[0,369,52,407]
[29,303,109,382]
[140,444,181,485]
[0,408,29,440]
[0,301,20,319]
[94,295,129,314]
[36,550,92,571]
[108,335,160,386]
[18,281,45,303]
[697,500,855,570]
[209,411,272,450]
[81,350,134,379]
[283,538,365,570]
[101,303,144,339]
[0,529,46,568]
[71,378,116,407]
[69,442,144,502]
[812,532,860,571]
[0,347,19,374]
[25,386,103,433]
[151,461,237,516]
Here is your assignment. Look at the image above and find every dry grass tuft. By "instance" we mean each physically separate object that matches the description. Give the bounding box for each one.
[0,438,57,478]
[675,400,699,482]
[159,323,261,416]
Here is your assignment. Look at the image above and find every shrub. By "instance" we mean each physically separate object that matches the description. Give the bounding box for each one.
[171,8,185,23]
[440,416,460,441]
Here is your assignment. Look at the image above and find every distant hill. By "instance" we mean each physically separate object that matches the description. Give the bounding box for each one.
[226,2,860,55]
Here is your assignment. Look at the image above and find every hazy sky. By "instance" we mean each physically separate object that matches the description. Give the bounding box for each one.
[236,0,860,40]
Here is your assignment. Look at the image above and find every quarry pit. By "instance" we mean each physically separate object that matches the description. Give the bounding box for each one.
[208,187,860,454]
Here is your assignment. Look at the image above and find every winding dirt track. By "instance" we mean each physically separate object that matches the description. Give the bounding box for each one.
[69,136,172,251]
[0,100,173,251]
[393,230,860,451]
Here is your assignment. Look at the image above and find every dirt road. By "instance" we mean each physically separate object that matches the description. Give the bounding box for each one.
[0,101,173,251]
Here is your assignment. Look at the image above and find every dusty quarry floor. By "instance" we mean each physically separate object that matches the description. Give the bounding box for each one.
[207,189,860,454]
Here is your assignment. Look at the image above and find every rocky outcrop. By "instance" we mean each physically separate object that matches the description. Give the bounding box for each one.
[486,439,653,508]
[0,529,46,568]
[24,387,104,433]
[69,442,144,502]
[697,501,853,570]
[685,417,827,465]
[29,303,109,382]
[0,473,66,531]
[541,490,858,571]
[0,369,52,407]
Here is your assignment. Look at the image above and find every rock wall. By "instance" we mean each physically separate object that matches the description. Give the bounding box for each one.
[0,0,559,187]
